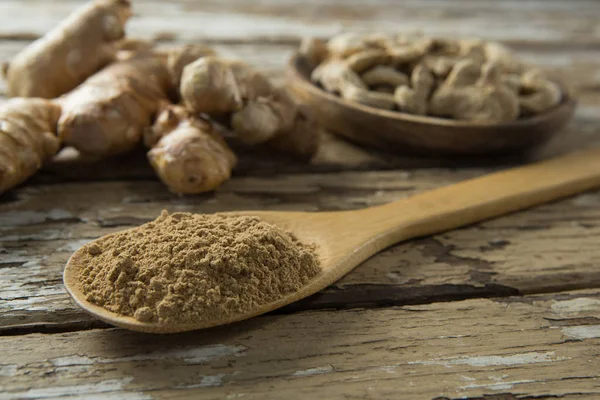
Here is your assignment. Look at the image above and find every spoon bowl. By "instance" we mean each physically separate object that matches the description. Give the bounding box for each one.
[286,53,576,156]
[64,147,600,333]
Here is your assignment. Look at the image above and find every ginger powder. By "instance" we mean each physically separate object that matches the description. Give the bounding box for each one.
[80,210,320,324]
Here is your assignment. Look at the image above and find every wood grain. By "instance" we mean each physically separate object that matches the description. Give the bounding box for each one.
[4,171,600,332]
[1,0,599,45]
[60,147,600,333]
[1,290,599,399]
[1,0,599,398]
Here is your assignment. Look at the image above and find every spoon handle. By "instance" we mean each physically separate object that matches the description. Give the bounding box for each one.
[359,147,600,250]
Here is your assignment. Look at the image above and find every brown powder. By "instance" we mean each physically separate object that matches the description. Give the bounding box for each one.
[80,210,320,324]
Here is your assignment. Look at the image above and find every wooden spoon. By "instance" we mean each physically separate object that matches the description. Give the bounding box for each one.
[64,147,600,333]
[286,53,576,156]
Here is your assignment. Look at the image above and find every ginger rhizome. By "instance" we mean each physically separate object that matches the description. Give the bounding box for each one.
[146,106,237,195]
[0,1,321,195]
[56,45,235,195]
[0,99,62,192]
[4,0,131,99]
[181,56,320,160]
[55,45,233,195]
[57,44,217,157]
[57,51,173,156]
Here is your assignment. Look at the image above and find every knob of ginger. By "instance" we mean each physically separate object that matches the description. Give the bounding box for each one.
[3,0,132,99]
[180,56,243,115]
[58,45,214,157]
[57,53,172,156]
[0,99,62,194]
[146,106,237,195]
[181,57,321,159]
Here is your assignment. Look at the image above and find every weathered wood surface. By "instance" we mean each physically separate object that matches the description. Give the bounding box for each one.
[1,0,600,399]
[4,171,600,333]
[1,0,600,45]
[2,290,599,399]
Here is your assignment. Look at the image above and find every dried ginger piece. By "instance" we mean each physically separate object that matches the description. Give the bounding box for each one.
[305,32,563,120]
[429,61,519,122]
[519,69,562,116]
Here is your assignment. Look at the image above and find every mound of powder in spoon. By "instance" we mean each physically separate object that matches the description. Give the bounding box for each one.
[79,210,320,324]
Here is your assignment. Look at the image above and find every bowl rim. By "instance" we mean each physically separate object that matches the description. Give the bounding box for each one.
[286,52,577,129]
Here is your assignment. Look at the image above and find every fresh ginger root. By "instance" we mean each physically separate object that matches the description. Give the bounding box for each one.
[57,52,172,156]
[181,56,320,159]
[0,0,319,196]
[57,45,214,157]
[166,45,217,94]
[180,56,243,115]
[146,105,236,195]
[0,99,62,193]
[56,42,233,194]
[3,0,131,99]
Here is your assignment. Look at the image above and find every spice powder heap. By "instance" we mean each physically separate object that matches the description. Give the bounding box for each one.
[80,210,321,324]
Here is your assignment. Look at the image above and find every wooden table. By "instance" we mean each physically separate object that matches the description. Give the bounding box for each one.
[1,1,600,399]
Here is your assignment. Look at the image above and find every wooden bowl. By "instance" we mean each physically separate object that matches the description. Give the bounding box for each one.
[286,53,577,156]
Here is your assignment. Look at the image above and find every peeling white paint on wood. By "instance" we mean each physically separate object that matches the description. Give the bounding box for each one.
[0,377,142,400]
[571,193,600,206]
[551,298,600,315]
[460,379,538,391]
[0,249,35,264]
[1,1,600,399]
[61,393,152,400]
[292,365,334,376]
[176,374,226,388]
[50,344,246,367]
[409,351,566,367]
[437,334,469,339]
[0,209,74,226]
[0,229,66,242]
[226,394,247,399]
[0,364,17,377]
[56,239,92,252]
[561,325,600,339]
[2,292,600,398]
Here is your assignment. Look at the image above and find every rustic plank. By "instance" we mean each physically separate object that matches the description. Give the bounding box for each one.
[1,289,599,399]
[3,169,600,331]
[0,12,599,331]
[0,0,599,45]
[1,1,599,398]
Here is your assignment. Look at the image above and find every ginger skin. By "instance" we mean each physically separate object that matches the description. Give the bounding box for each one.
[54,43,236,194]
[58,45,214,157]
[429,61,519,122]
[181,57,320,159]
[146,106,237,195]
[0,99,62,193]
[57,52,172,156]
[4,0,131,99]
[180,56,243,115]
